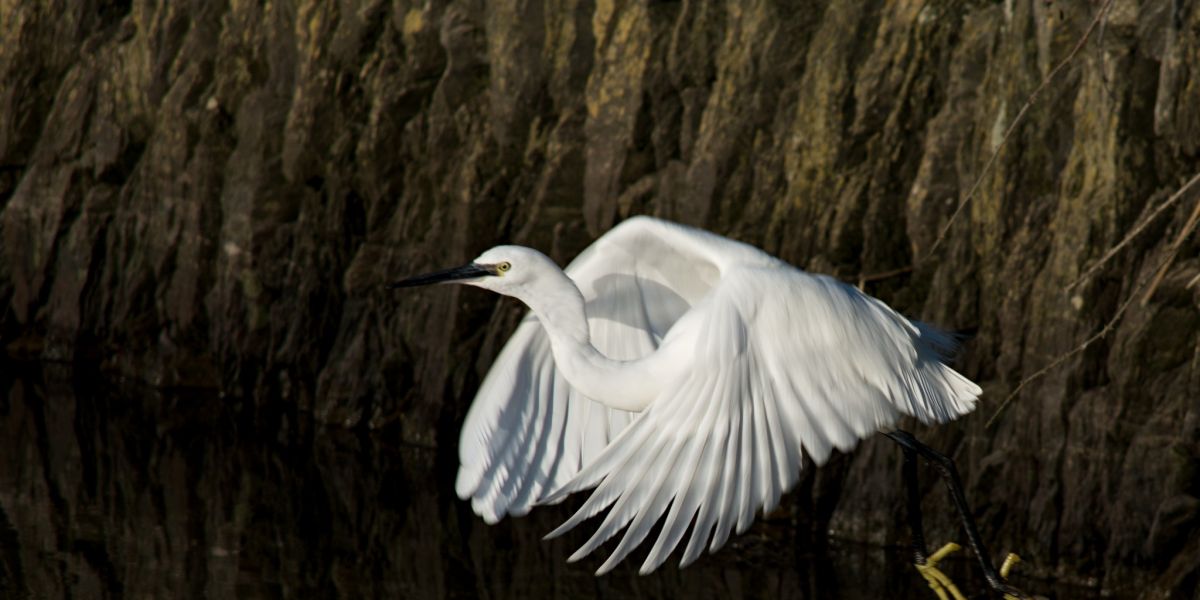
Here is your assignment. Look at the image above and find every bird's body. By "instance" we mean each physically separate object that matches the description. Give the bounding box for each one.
[396,216,984,576]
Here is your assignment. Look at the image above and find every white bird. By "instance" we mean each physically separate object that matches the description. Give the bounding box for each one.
[393,216,1025,598]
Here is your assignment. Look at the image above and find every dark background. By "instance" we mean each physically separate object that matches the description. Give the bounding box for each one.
[0,363,1112,599]
[1,0,1198,597]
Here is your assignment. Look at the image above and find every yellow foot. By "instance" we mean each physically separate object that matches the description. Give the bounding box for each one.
[914,542,968,600]
[1000,552,1023,600]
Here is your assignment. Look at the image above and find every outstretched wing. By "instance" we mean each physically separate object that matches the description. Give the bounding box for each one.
[456,217,751,522]
[540,266,981,575]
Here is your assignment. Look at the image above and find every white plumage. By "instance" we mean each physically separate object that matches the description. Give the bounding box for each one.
[399,216,980,575]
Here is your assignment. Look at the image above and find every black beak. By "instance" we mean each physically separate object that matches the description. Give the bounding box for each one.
[389,263,495,288]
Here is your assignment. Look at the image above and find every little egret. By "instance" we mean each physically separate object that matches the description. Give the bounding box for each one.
[393,216,1025,598]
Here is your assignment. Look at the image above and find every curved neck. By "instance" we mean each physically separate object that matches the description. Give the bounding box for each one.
[514,273,659,412]
[521,280,590,345]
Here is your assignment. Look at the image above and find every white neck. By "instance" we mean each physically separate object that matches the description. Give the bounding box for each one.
[514,273,660,412]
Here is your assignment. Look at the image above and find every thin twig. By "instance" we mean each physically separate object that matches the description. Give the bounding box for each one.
[1140,190,1200,305]
[857,265,914,290]
[984,169,1200,429]
[985,169,1200,426]
[1068,171,1200,291]
[984,250,1164,428]
[924,0,1116,259]
[858,0,1117,286]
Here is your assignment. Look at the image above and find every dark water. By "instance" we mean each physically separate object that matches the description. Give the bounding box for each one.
[0,362,1109,599]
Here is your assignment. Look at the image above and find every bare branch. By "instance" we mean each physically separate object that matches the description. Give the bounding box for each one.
[1141,188,1200,305]
[924,0,1116,258]
[859,0,1118,285]
[856,265,914,290]
[1068,171,1200,291]
[986,257,1146,428]
[985,173,1200,428]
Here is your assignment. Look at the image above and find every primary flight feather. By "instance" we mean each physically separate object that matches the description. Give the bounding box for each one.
[392,215,980,575]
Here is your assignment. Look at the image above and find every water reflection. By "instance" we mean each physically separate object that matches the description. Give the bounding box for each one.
[0,362,1102,599]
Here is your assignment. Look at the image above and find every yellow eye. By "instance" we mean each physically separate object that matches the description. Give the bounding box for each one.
[497,261,512,273]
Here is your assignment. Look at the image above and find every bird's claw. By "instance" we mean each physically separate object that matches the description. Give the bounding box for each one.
[914,544,1032,600]
[914,542,968,600]
[996,552,1030,600]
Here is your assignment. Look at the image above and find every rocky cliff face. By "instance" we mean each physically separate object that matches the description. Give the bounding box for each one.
[2,0,1198,595]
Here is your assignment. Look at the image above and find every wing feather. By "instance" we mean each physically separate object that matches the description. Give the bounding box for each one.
[546,264,981,573]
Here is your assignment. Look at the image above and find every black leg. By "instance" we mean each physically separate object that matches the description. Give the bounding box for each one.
[896,440,930,565]
[885,430,1026,599]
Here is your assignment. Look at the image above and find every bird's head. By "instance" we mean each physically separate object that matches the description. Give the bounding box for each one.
[390,245,561,298]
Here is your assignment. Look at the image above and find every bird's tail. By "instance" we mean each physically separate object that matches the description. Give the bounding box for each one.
[914,321,969,360]
[913,321,982,422]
